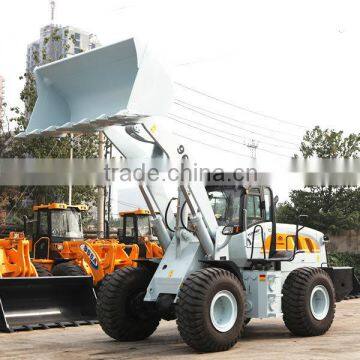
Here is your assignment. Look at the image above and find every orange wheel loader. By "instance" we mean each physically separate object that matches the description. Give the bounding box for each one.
[28,204,163,286]
[0,231,96,332]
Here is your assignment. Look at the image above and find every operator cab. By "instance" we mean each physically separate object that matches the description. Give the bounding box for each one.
[117,209,155,245]
[117,209,157,258]
[31,203,87,259]
[207,185,274,228]
[207,185,293,261]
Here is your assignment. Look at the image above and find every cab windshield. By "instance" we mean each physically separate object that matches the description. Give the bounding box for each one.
[137,215,152,237]
[207,186,244,226]
[51,209,83,241]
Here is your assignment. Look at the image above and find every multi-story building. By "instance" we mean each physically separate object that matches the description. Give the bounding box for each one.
[0,75,5,126]
[26,24,101,72]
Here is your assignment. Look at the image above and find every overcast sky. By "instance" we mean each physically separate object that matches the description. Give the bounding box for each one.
[1,0,359,209]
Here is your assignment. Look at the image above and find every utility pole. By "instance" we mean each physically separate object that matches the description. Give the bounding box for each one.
[105,138,113,224]
[97,132,105,238]
[247,139,259,159]
[68,133,73,205]
[49,0,56,23]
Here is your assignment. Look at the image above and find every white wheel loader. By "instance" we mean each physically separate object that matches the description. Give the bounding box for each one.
[22,38,357,352]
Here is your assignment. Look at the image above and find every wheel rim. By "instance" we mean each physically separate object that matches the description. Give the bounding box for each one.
[210,290,238,332]
[310,285,330,320]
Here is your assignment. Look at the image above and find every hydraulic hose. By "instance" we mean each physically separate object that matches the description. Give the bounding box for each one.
[165,197,177,232]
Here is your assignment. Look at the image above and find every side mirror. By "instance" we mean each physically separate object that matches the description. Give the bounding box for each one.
[222,225,238,236]
[323,235,330,243]
[273,195,279,206]
[222,225,234,235]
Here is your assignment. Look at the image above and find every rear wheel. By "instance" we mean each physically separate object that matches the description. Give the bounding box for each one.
[282,267,336,336]
[52,262,85,276]
[33,263,52,277]
[176,267,245,353]
[97,267,160,341]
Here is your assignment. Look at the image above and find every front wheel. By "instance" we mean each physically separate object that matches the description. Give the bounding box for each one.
[282,267,336,337]
[33,263,53,277]
[52,262,85,276]
[97,267,160,341]
[176,268,246,353]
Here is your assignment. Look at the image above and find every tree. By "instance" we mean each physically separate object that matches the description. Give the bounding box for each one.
[300,126,360,158]
[277,126,360,234]
[0,26,99,225]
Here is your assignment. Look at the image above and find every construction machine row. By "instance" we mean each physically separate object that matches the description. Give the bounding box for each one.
[0,205,162,332]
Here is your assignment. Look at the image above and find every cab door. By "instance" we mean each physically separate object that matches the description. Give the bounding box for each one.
[33,209,51,259]
[245,187,273,260]
[122,215,138,245]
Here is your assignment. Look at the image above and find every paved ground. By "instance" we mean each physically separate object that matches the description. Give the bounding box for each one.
[0,299,359,360]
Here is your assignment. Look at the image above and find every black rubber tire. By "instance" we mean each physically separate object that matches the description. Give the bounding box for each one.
[52,262,86,276]
[282,267,336,337]
[97,267,160,341]
[176,267,246,353]
[33,263,53,277]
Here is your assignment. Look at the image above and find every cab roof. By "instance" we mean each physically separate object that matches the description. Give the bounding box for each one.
[119,209,151,217]
[33,203,88,211]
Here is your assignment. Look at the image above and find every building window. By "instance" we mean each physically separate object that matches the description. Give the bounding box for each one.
[74,48,82,54]
[74,33,80,40]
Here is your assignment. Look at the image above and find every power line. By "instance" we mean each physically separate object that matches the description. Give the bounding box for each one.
[174,98,300,140]
[117,200,140,209]
[174,132,250,158]
[169,115,291,158]
[174,82,306,129]
[169,113,297,151]
[171,104,298,148]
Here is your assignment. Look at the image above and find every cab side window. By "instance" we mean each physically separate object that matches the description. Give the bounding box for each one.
[247,193,262,225]
[38,211,49,236]
[264,187,272,221]
[125,216,135,237]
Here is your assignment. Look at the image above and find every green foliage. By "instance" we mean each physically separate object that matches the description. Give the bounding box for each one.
[277,127,360,234]
[328,252,360,277]
[300,126,360,158]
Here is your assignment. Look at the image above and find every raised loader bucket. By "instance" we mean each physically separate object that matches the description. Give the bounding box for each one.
[20,38,172,137]
[0,276,97,332]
